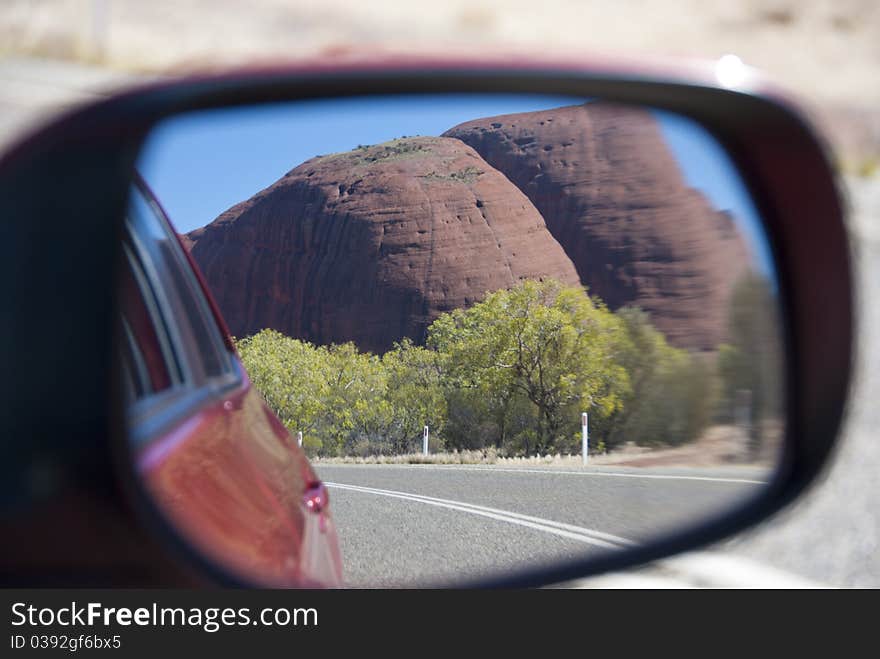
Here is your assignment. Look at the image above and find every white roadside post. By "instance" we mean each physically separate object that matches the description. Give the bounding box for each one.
[582,412,589,466]
[297,431,303,448]
[423,425,429,456]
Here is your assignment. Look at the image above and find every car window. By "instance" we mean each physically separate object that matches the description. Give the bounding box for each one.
[127,185,233,382]
[121,181,239,440]
[119,242,176,401]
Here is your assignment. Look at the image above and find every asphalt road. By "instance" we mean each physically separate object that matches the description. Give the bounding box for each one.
[314,463,768,587]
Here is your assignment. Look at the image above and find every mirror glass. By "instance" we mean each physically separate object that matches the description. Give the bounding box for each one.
[124,93,784,587]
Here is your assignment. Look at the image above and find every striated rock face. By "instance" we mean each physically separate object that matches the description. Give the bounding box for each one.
[187,137,580,353]
[444,103,751,350]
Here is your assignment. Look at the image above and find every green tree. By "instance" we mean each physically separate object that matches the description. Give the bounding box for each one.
[237,332,393,456]
[382,339,447,453]
[717,273,783,458]
[603,308,715,449]
[320,342,392,456]
[428,279,629,455]
[235,330,329,443]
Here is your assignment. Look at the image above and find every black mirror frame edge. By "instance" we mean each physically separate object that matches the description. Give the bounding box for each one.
[0,59,853,588]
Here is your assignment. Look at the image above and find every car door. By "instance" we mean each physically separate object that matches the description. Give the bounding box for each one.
[121,180,343,587]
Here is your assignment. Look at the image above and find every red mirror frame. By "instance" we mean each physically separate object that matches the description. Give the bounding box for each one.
[0,57,852,587]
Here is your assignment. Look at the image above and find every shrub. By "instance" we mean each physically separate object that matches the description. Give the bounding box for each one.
[236,279,722,458]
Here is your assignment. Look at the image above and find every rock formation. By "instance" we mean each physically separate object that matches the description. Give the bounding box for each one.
[186,137,580,353]
[444,102,751,349]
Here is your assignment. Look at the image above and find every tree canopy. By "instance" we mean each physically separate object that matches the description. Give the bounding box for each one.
[428,279,629,454]
[716,273,784,458]
[236,278,736,457]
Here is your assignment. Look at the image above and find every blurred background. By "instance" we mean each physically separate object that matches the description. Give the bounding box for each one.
[1,0,877,587]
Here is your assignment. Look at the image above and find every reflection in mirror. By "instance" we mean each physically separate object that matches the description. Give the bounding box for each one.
[127,94,784,587]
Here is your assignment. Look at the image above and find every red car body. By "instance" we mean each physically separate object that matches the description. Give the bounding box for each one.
[121,179,343,588]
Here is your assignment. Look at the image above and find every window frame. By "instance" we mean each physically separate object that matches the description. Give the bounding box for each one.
[122,181,243,446]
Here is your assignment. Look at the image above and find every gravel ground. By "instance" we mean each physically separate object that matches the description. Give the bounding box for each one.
[2,1,878,110]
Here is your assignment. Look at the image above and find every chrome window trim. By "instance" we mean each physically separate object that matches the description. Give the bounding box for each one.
[120,316,150,399]
[126,200,200,386]
[121,241,184,387]
[123,182,244,447]
[137,188,235,381]
[126,362,244,445]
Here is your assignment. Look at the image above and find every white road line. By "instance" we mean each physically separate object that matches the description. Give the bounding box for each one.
[320,463,767,485]
[325,481,635,550]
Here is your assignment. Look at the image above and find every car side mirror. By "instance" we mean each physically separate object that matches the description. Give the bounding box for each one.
[0,58,853,588]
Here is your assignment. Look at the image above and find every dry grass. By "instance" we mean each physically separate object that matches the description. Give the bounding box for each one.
[314,424,779,468]
[316,448,503,465]
[315,447,608,466]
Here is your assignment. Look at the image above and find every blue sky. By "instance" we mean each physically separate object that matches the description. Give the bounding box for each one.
[137,94,773,276]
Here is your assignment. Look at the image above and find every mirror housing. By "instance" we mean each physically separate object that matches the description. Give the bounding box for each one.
[0,57,853,587]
